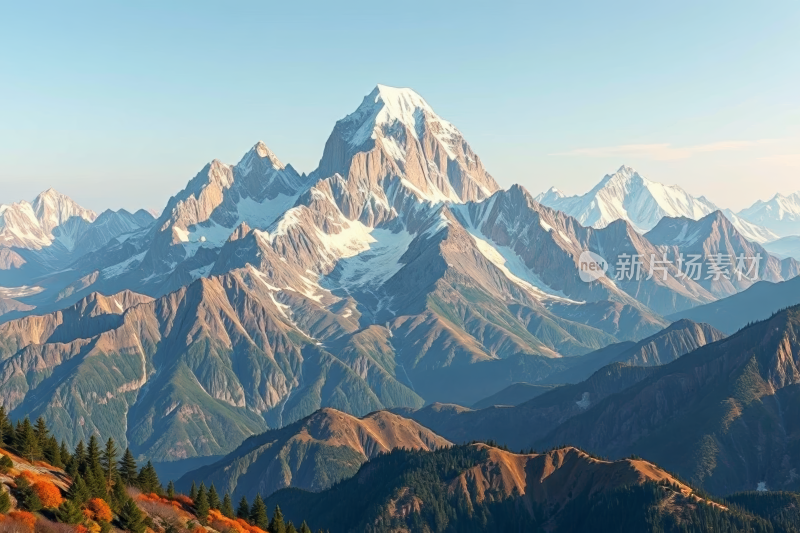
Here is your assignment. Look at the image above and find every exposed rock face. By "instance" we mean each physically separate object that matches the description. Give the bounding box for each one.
[538,304,800,494]
[178,408,451,500]
[546,318,727,384]
[646,210,800,297]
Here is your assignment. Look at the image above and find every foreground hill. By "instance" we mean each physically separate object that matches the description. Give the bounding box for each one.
[265,443,783,533]
[538,304,800,494]
[178,408,451,500]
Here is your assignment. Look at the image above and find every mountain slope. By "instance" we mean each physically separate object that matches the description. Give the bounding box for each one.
[668,275,800,334]
[265,443,769,533]
[178,408,451,500]
[546,318,726,384]
[538,304,800,494]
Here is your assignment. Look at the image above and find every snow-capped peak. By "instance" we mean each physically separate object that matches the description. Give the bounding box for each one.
[738,190,800,237]
[341,84,460,156]
[236,141,286,174]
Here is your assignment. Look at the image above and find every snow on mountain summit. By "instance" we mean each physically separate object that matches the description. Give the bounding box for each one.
[738,192,800,237]
[0,189,97,249]
[536,165,777,242]
[315,84,500,204]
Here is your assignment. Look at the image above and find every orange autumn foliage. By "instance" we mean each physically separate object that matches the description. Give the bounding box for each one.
[85,498,113,522]
[207,510,267,533]
[32,479,64,508]
[7,511,36,531]
[17,471,40,483]
[75,526,89,533]
[191,527,205,533]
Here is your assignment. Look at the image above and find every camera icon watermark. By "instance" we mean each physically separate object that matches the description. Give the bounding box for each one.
[578,251,609,282]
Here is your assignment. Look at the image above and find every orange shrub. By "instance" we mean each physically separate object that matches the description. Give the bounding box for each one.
[75,525,89,533]
[32,479,64,508]
[191,527,205,533]
[174,495,194,506]
[16,471,39,484]
[7,511,36,532]
[85,498,113,523]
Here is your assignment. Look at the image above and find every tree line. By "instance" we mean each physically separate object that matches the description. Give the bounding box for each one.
[0,408,323,533]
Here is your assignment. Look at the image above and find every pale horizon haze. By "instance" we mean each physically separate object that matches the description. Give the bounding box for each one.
[1,1,798,213]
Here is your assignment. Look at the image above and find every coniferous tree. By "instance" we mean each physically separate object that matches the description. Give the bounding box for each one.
[111,472,128,512]
[15,475,43,512]
[268,505,286,533]
[189,481,197,500]
[0,487,11,514]
[250,494,268,530]
[236,496,250,520]
[73,440,87,472]
[16,418,41,463]
[86,434,103,480]
[101,437,118,487]
[137,461,161,494]
[299,521,312,533]
[56,499,85,524]
[194,484,209,524]
[60,440,72,467]
[34,416,49,449]
[167,480,175,499]
[221,493,234,519]
[285,524,296,533]
[0,406,10,447]
[67,473,91,506]
[118,448,138,486]
[45,435,63,467]
[0,454,13,473]
[208,483,220,510]
[118,497,147,533]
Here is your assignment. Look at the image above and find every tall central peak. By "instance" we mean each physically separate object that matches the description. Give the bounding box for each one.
[315,84,500,204]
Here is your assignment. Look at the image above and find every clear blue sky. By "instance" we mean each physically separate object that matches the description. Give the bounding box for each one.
[1,1,798,213]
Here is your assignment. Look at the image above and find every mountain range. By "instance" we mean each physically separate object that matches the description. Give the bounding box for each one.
[2,83,800,501]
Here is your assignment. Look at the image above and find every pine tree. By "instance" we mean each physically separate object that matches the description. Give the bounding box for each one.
[0,487,11,514]
[101,437,118,487]
[34,416,49,449]
[118,497,147,533]
[268,505,286,533]
[15,475,43,512]
[167,480,175,499]
[189,481,197,500]
[86,435,102,477]
[236,496,250,520]
[111,472,128,512]
[286,523,297,533]
[0,454,13,473]
[299,521,312,533]
[0,406,10,447]
[208,483,221,510]
[67,473,91,505]
[137,461,161,494]
[73,440,87,472]
[60,440,72,467]
[250,494,268,530]
[118,448,138,486]
[56,499,85,524]
[221,493,235,519]
[45,436,63,467]
[194,484,210,524]
[16,418,41,463]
